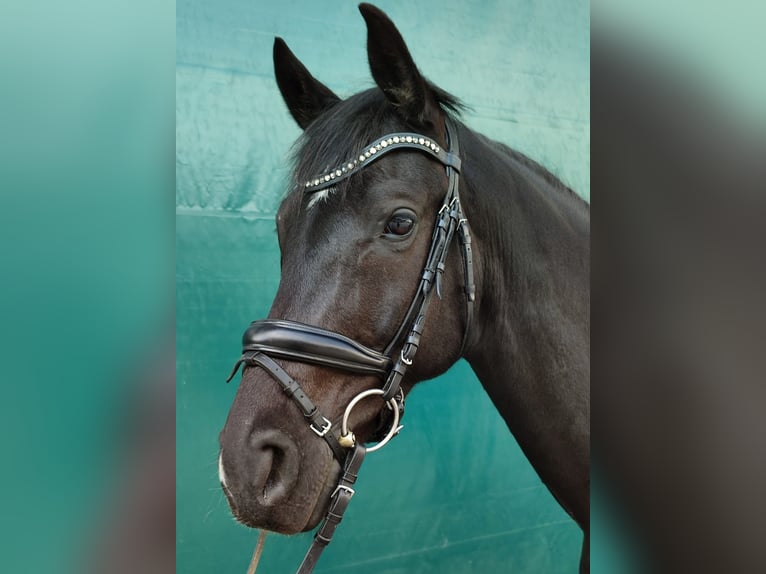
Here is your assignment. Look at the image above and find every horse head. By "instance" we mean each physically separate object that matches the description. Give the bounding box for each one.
[218,4,474,534]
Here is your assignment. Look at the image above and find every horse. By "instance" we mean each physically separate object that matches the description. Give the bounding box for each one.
[218,4,590,572]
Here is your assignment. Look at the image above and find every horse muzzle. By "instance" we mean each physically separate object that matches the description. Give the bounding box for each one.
[218,416,339,533]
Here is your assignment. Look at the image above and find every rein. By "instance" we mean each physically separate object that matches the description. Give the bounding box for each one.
[227,117,474,573]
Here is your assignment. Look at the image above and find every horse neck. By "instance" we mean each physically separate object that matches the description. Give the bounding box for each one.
[458,125,590,520]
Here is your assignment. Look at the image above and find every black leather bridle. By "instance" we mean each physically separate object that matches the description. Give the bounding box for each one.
[226,117,474,573]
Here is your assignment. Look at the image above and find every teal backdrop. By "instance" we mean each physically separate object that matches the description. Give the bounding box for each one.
[177,1,589,572]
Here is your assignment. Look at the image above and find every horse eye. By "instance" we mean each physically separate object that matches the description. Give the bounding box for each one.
[384,214,415,237]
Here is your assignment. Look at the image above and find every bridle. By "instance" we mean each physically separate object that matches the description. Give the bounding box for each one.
[226,116,475,573]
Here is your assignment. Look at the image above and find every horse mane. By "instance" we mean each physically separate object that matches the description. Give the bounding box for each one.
[501,143,589,208]
[287,85,586,210]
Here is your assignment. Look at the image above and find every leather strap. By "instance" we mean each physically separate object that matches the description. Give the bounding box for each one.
[227,352,347,464]
[457,217,475,356]
[380,117,474,401]
[296,444,366,574]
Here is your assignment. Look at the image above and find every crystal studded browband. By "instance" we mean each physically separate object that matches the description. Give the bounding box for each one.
[303,131,461,194]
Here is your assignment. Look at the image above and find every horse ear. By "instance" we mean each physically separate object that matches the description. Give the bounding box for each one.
[359,3,442,129]
[273,37,341,129]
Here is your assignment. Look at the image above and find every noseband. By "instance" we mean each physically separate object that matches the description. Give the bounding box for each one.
[226,117,474,573]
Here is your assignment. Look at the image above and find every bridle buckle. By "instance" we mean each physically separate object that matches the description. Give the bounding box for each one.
[331,484,355,499]
[310,416,332,437]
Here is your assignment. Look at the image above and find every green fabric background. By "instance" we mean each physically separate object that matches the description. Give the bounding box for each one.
[177,1,589,572]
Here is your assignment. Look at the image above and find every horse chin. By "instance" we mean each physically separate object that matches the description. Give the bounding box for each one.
[297,456,342,532]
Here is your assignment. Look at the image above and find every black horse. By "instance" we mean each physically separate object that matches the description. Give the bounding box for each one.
[219,4,589,572]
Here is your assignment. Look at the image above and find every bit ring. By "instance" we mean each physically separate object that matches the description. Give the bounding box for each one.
[340,389,401,453]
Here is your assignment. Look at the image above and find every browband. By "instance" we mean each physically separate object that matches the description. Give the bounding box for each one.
[303,132,461,194]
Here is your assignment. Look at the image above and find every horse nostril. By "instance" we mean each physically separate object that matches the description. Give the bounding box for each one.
[249,429,299,507]
[261,446,286,503]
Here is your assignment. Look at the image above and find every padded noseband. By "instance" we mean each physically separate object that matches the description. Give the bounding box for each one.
[241,319,392,376]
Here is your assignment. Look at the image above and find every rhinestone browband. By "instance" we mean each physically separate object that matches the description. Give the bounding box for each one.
[303,132,459,194]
